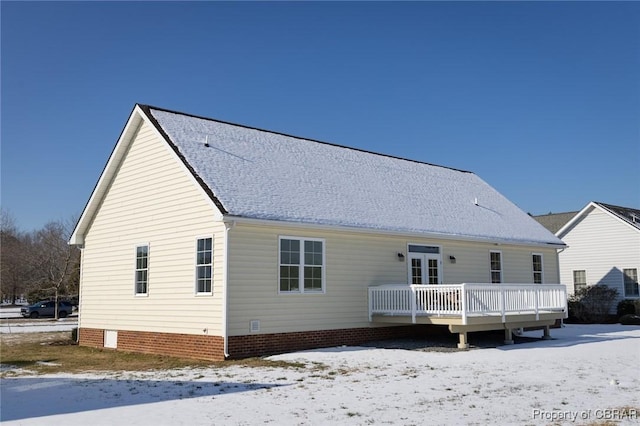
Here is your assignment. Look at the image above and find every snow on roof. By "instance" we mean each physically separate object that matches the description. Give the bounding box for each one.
[146,106,563,246]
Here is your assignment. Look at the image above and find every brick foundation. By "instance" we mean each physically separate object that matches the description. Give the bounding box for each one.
[79,328,225,361]
[79,325,442,360]
[78,327,104,348]
[227,325,441,359]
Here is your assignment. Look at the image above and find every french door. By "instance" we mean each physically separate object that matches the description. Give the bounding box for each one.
[408,250,442,285]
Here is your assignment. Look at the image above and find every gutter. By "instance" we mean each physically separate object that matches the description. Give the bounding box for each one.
[222,220,235,358]
[222,215,566,249]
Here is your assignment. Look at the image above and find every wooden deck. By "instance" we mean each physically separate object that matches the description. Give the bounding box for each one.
[368,283,568,348]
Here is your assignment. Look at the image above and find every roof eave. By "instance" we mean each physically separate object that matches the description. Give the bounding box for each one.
[222,215,566,249]
[69,104,230,246]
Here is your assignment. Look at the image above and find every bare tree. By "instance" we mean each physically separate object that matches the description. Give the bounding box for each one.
[0,210,30,304]
[28,219,80,318]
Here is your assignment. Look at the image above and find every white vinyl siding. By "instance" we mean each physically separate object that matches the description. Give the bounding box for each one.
[79,120,225,335]
[227,222,560,336]
[558,205,640,308]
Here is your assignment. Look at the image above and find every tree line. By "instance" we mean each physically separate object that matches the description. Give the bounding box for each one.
[1,210,80,309]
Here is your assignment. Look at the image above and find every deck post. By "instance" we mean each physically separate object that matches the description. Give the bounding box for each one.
[458,332,469,349]
[460,283,468,325]
[500,287,506,323]
[410,286,416,324]
[409,286,418,324]
[542,325,552,340]
[504,328,514,345]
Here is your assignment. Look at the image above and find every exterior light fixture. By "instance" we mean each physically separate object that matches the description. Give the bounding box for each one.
[449,255,457,263]
[397,252,405,261]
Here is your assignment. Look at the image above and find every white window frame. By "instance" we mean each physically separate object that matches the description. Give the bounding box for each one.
[195,236,213,296]
[622,268,639,298]
[532,253,544,284]
[573,270,587,293]
[134,243,149,297]
[490,250,502,284]
[278,236,326,294]
[407,243,443,285]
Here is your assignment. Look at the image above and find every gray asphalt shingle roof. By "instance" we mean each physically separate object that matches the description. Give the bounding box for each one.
[143,105,564,246]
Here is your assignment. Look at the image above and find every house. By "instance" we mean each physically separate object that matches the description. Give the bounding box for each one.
[69,104,567,360]
[537,202,640,304]
[532,211,579,234]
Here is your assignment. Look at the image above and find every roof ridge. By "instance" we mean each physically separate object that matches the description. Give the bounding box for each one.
[138,103,473,175]
[533,211,579,217]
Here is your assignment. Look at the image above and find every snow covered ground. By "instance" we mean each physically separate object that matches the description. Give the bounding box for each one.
[0,318,78,334]
[1,307,78,333]
[1,324,638,426]
[0,319,78,334]
[0,307,24,319]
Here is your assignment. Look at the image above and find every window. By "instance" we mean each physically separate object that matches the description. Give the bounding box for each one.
[408,245,440,254]
[532,254,543,284]
[573,270,586,293]
[490,251,502,283]
[135,245,149,295]
[196,237,213,294]
[623,268,639,297]
[279,237,324,293]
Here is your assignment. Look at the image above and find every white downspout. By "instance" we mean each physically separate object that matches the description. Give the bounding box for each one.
[222,220,235,358]
[76,246,84,343]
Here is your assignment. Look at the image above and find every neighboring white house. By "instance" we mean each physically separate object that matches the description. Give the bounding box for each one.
[547,202,640,305]
[70,104,567,360]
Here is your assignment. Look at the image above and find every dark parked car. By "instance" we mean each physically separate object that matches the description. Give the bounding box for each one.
[20,301,74,318]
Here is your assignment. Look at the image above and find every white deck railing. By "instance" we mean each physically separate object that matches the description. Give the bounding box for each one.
[368,283,567,325]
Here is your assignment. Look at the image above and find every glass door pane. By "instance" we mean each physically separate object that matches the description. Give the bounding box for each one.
[428,258,439,284]
[411,257,423,284]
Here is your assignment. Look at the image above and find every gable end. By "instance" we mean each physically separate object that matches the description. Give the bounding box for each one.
[138,104,228,215]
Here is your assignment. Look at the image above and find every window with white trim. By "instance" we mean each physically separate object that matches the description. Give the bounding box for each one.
[279,237,324,293]
[196,237,213,294]
[532,253,543,284]
[623,268,639,297]
[490,251,502,283]
[573,270,586,293]
[135,245,149,295]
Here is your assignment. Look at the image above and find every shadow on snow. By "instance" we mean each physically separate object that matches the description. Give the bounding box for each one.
[0,376,286,422]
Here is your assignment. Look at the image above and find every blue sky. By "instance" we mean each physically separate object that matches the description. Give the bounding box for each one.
[2,2,639,231]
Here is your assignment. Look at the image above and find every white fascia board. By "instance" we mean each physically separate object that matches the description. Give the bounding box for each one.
[222,215,566,249]
[69,106,145,245]
[69,105,225,246]
[555,202,596,238]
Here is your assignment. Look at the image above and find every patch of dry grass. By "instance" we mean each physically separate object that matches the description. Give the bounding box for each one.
[0,332,309,376]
